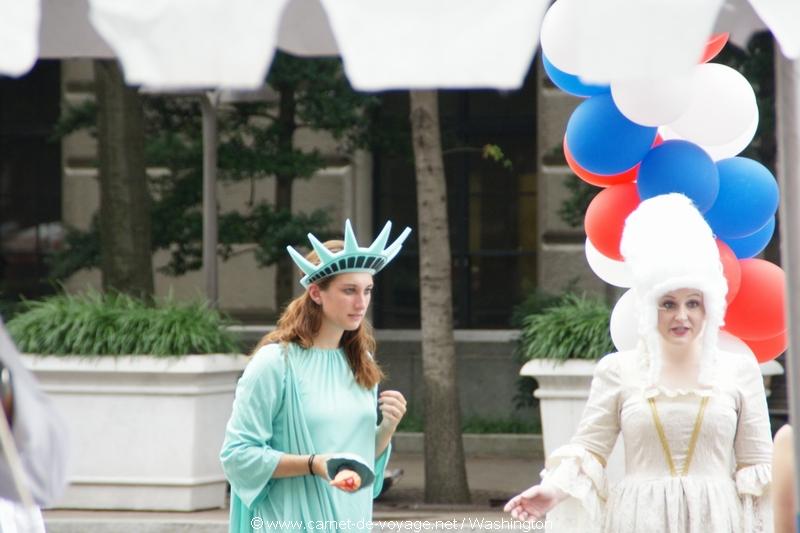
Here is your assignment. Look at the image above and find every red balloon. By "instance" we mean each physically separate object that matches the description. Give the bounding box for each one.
[716,240,741,304]
[653,133,664,147]
[744,330,788,363]
[563,136,639,187]
[700,33,729,63]
[584,183,641,261]
[724,259,786,341]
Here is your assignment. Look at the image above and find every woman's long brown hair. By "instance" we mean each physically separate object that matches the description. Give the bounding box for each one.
[252,240,384,389]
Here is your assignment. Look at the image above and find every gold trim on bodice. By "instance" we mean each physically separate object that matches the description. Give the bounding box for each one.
[647,396,709,477]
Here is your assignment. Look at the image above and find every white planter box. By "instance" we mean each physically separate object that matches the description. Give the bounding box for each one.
[521,357,783,486]
[22,354,249,511]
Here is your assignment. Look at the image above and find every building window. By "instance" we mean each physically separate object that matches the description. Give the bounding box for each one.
[0,61,63,302]
[373,66,537,328]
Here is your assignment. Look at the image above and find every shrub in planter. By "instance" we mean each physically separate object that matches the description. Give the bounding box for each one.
[8,291,239,356]
[515,293,625,478]
[12,291,247,511]
[513,292,613,409]
[517,293,613,363]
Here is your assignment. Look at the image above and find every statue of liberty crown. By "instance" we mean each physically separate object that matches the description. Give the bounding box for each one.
[287,220,412,288]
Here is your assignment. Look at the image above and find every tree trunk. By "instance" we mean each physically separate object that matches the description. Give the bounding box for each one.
[274,85,297,311]
[94,60,154,299]
[274,177,294,312]
[409,90,471,503]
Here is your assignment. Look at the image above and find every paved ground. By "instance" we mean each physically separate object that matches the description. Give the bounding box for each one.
[376,453,543,508]
[43,453,546,532]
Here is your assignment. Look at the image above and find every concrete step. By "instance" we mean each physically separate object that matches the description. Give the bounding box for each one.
[44,508,226,533]
[44,510,545,533]
[44,453,545,533]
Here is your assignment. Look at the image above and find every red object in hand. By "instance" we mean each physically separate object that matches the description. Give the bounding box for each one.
[331,469,362,491]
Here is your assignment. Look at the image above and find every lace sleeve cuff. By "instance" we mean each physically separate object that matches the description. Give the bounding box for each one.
[541,444,607,527]
[736,463,772,533]
[736,463,771,496]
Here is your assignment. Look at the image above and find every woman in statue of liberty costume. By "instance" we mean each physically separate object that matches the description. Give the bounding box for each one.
[220,220,411,532]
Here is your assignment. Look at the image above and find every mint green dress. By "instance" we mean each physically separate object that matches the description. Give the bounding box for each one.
[220,343,390,533]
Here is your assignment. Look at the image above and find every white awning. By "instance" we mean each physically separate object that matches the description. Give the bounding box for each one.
[26,0,550,91]
[315,0,547,90]
[5,0,798,90]
[87,0,293,90]
[0,0,40,76]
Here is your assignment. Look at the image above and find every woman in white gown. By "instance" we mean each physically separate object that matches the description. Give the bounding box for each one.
[505,193,773,533]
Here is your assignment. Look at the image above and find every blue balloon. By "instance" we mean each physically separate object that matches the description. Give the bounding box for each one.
[542,55,610,98]
[704,157,779,239]
[725,217,775,258]
[566,94,657,175]
[637,140,719,212]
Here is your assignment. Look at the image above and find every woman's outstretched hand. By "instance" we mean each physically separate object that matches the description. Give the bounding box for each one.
[504,483,566,522]
[330,469,362,492]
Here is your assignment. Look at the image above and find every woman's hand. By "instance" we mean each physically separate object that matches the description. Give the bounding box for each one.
[378,390,407,431]
[330,469,362,492]
[503,483,566,522]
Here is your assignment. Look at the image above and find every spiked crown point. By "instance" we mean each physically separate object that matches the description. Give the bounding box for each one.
[343,219,359,252]
[287,219,412,288]
[286,245,318,276]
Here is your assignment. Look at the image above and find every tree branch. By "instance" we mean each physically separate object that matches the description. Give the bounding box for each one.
[441,147,484,156]
[222,245,259,259]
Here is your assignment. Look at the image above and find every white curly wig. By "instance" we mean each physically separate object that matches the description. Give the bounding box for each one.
[619,193,728,388]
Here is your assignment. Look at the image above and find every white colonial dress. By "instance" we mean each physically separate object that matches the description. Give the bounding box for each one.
[542,348,772,533]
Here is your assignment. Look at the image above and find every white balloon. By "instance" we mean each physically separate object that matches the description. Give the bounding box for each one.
[702,114,759,160]
[571,0,722,85]
[540,0,583,75]
[717,331,755,357]
[610,289,639,352]
[611,73,695,127]
[659,112,758,161]
[666,63,758,147]
[585,238,634,288]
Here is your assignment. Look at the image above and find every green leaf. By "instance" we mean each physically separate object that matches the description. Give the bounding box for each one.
[7,290,240,356]
[48,53,368,281]
[516,293,614,362]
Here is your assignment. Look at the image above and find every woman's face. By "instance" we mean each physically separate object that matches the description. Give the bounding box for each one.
[313,273,374,331]
[657,288,706,347]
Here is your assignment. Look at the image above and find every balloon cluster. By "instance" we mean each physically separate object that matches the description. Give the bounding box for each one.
[541,4,786,362]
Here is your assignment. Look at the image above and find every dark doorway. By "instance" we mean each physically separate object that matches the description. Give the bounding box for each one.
[0,61,63,303]
[372,65,538,328]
